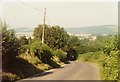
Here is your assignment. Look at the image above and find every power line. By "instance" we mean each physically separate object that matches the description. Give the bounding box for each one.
[17,0,47,44]
[46,16,50,26]
[17,0,56,27]
[46,16,56,27]
[17,0,44,13]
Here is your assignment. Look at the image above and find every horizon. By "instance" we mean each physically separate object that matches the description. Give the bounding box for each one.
[14,24,118,29]
[15,24,118,38]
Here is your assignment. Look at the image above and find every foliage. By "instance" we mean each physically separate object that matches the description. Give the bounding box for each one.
[29,40,42,55]
[33,24,70,49]
[19,44,29,54]
[118,35,120,50]
[53,49,67,63]
[103,47,111,55]
[18,36,30,54]
[66,47,78,61]
[19,53,42,64]
[74,45,98,54]
[79,38,91,46]
[95,35,118,50]
[19,35,28,45]
[78,51,119,80]
[67,35,81,47]
[30,40,53,64]
[4,21,119,81]
[77,51,101,62]
[1,22,81,81]
[30,40,61,68]
[2,72,20,81]
[100,51,119,80]
[77,35,119,80]
[33,24,81,61]
[1,22,20,71]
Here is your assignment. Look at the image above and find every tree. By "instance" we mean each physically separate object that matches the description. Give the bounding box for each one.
[67,35,81,47]
[30,40,53,64]
[1,22,20,71]
[33,24,70,50]
[19,36,28,45]
[66,47,78,60]
[33,24,80,61]
[18,36,29,53]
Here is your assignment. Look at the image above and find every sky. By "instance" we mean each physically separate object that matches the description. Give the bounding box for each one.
[0,0,118,29]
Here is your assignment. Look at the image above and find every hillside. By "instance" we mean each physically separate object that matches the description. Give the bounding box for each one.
[15,25,118,37]
[65,25,118,35]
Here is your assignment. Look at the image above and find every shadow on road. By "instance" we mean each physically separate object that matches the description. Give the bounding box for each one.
[54,66,64,69]
[64,61,72,64]
[31,71,53,78]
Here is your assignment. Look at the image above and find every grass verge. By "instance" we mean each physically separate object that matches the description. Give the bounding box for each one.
[77,51,119,81]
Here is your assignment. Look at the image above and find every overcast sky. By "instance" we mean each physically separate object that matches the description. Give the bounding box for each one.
[0,1,118,28]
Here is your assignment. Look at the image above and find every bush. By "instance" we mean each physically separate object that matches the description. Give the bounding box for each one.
[30,41,53,64]
[29,41,42,55]
[66,47,78,61]
[75,45,98,54]
[19,53,42,64]
[78,51,119,80]
[100,51,119,80]
[20,45,29,53]
[53,49,67,63]
[2,72,20,81]
[39,44,53,64]
[78,52,100,62]
[103,47,111,55]
[1,22,20,72]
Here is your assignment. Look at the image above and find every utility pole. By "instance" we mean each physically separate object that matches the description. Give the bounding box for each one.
[42,8,46,44]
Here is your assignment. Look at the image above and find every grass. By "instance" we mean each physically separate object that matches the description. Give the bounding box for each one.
[77,51,102,63]
[2,72,20,81]
[77,51,119,81]
[2,57,43,81]
[2,53,64,81]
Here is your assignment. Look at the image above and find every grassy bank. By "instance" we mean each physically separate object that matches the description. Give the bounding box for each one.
[77,51,119,81]
[2,53,64,81]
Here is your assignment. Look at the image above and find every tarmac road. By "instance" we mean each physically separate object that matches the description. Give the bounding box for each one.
[20,61,101,81]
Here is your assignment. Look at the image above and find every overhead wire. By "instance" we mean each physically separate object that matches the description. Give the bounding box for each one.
[17,0,56,27]
[17,0,44,13]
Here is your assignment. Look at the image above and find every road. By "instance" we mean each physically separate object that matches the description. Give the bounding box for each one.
[19,61,101,81]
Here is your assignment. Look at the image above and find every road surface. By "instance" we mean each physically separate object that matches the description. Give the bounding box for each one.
[19,61,101,81]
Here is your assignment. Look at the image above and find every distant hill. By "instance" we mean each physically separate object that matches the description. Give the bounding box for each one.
[64,25,118,35]
[15,27,34,33]
[15,27,33,37]
[15,25,118,37]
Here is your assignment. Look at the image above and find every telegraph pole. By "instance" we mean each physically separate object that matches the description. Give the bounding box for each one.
[42,8,46,44]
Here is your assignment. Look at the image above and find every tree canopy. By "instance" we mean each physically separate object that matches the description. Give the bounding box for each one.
[1,22,20,71]
[33,24,70,50]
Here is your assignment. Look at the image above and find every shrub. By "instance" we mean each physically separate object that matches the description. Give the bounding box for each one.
[100,51,119,80]
[53,49,67,63]
[19,44,29,53]
[78,51,119,80]
[2,72,20,81]
[66,47,78,61]
[30,41,53,64]
[19,53,42,64]
[75,45,98,54]
[103,47,111,55]
[1,22,20,72]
